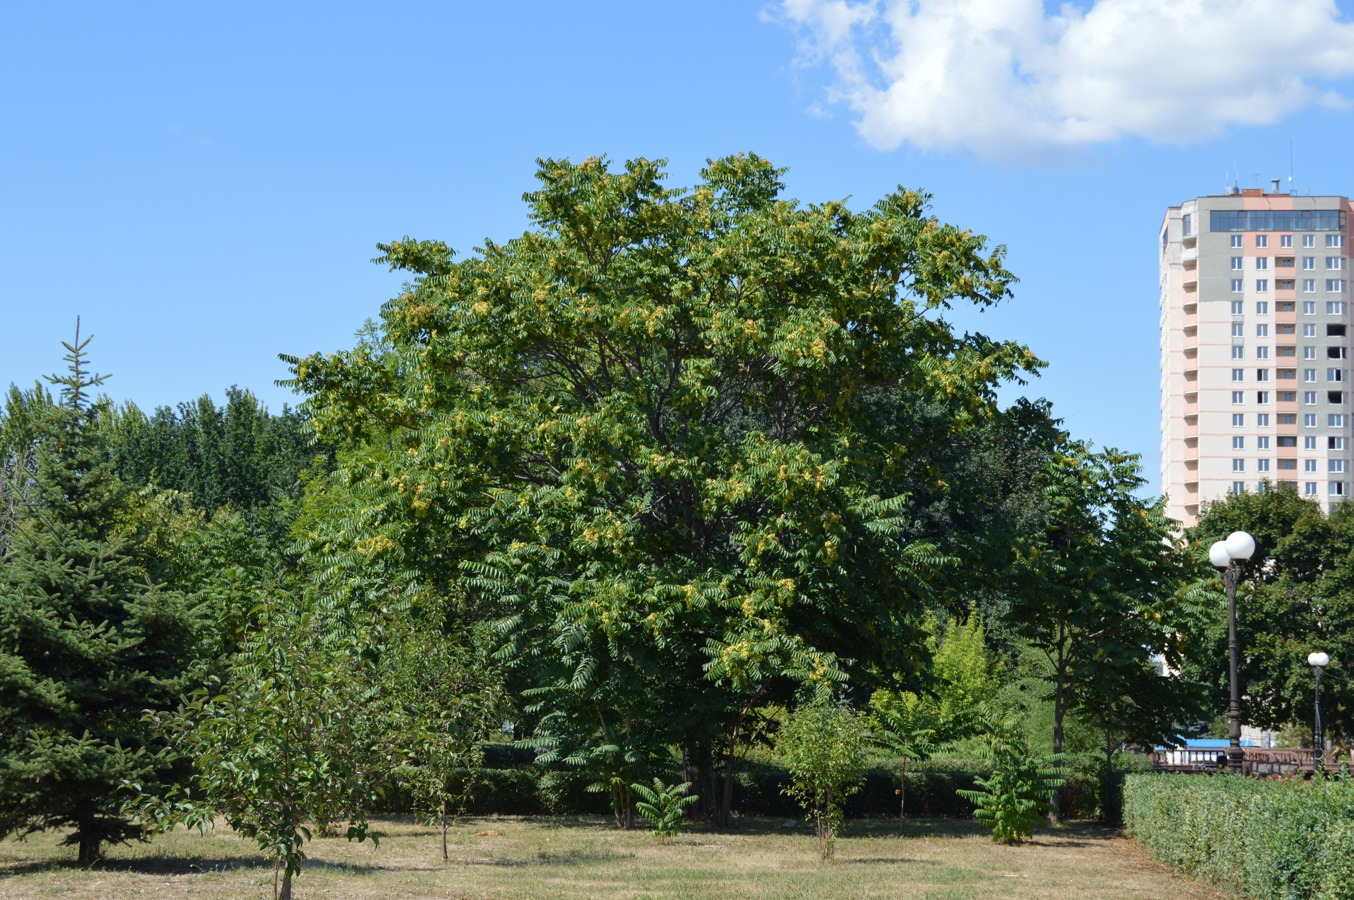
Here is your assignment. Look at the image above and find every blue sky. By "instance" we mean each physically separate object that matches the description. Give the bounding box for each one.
[5,1,1354,492]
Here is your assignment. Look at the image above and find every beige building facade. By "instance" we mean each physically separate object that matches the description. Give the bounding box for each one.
[1161,187,1354,527]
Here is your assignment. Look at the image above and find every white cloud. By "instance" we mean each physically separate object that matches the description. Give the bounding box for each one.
[771,0,1354,159]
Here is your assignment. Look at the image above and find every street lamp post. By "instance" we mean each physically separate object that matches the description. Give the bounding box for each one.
[1309,651,1330,776]
[1210,531,1256,774]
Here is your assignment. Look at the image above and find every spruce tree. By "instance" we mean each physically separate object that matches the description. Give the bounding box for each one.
[0,324,202,864]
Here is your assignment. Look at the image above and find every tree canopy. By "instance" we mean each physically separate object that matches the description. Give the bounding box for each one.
[285,154,1043,821]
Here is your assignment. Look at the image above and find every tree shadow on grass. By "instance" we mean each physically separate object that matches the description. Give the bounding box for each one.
[0,854,399,879]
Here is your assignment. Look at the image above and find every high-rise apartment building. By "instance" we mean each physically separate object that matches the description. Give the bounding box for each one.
[1161,186,1354,527]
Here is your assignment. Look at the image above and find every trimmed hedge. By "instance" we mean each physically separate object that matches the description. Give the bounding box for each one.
[1123,773,1354,899]
[445,756,1104,821]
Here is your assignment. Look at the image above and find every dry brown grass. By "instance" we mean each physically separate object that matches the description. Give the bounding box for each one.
[0,816,1231,899]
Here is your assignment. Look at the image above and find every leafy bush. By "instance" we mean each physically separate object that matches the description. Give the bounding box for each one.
[778,699,870,860]
[631,779,697,839]
[1124,774,1354,898]
[956,718,1061,843]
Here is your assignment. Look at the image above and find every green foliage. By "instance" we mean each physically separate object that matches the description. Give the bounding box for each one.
[1003,441,1195,820]
[957,717,1061,844]
[0,328,204,865]
[1124,773,1354,900]
[136,595,394,900]
[777,698,869,860]
[631,778,698,839]
[386,607,506,859]
[1187,486,1354,743]
[285,154,1042,824]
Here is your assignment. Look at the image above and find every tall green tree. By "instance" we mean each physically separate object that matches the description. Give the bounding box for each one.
[286,154,1041,824]
[1006,442,1191,823]
[0,327,203,864]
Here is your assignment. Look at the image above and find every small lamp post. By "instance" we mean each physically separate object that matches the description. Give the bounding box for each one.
[1210,531,1256,773]
[1309,651,1330,776]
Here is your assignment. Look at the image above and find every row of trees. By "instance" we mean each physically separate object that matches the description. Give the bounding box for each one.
[0,155,1343,889]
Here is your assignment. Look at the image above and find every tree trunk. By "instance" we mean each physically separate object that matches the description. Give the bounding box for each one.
[440,798,449,862]
[279,866,293,900]
[718,749,737,828]
[897,762,907,835]
[1049,652,1067,826]
[683,743,717,821]
[76,801,99,866]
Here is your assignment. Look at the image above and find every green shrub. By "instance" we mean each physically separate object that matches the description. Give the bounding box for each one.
[631,779,698,839]
[956,719,1061,843]
[1124,774,1354,899]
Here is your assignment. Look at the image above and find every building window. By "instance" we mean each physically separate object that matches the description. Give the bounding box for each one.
[1256,257,1269,270]
[1306,436,1318,450]
[1233,368,1245,382]
[1305,391,1318,404]
[1306,482,1318,495]
[1304,413,1317,426]
[1257,279,1270,292]
[1304,256,1317,270]
[1278,459,1297,470]
[1331,414,1346,427]
[1232,278,1245,293]
[1231,234,1244,248]
[1279,391,1296,402]
[1276,436,1294,447]
[1327,279,1344,292]
[1331,391,1344,404]
[1232,436,1244,449]
[1234,481,1248,494]
[1304,234,1317,248]
[1257,301,1270,313]
[1233,459,1245,472]
[1257,346,1270,359]
[1233,323,1245,337]
[1330,369,1344,382]
[1257,391,1270,403]
[1305,279,1317,293]
[1282,234,1294,248]
[1306,324,1319,337]
[1333,482,1347,497]
[1329,301,1346,315]
[1331,346,1348,359]
[1258,413,1271,426]
[1329,234,1344,248]
[1233,413,1245,426]
[1329,257,1345,270]
[1182,213,1192,237]
[1307,459,1319,472]
[1279,413,1296,424]
[1329,324,1347,336]
[1257,324,1270,336]
[1231,300,1244,314]
[1305,368,1318,382]
[1331,460,1346,474]
[1331,437,1346,450]
[1258,459,1271,472]
[1305,347,1318,360]
[1256,235,1269,248]
[1232,256,1244,270]
[1232,391,1245,404]
[1259,436,1272,449]
[1304,300,1317,313]
[1257,369,1270,382]
[1231,346,1245,360]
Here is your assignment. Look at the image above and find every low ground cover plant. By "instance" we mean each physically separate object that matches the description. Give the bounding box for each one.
[1123,772,1354,899]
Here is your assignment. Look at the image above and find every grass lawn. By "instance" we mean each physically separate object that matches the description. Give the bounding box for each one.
[0,815,1229,899]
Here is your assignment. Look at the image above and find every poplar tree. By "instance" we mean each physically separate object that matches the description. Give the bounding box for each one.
[0,325,202,864]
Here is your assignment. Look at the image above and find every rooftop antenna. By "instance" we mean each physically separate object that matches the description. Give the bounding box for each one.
[1289,139,1295,195]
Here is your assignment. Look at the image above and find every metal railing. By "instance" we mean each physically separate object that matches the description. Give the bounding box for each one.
[1151,747,1321,776]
